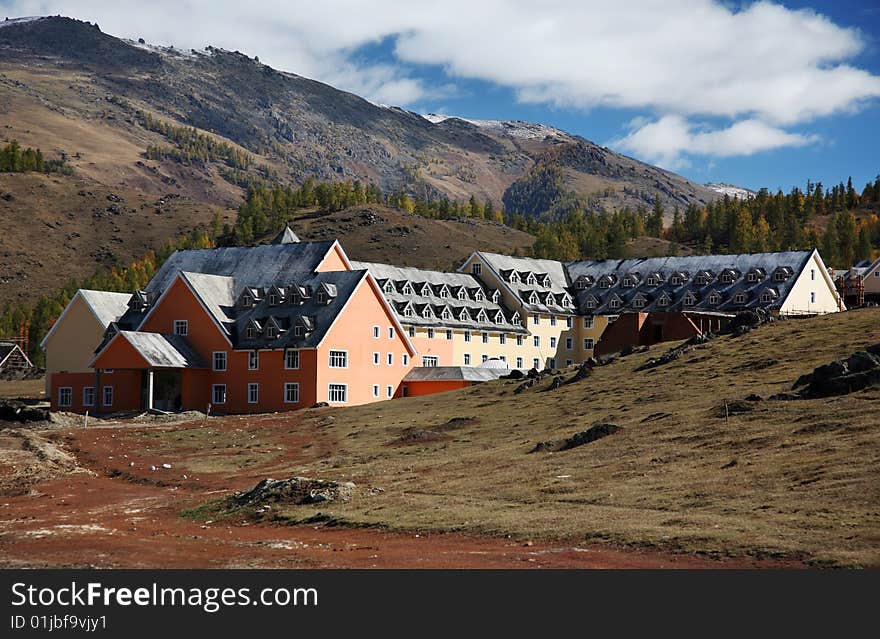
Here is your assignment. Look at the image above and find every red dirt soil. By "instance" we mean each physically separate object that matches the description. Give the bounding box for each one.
[0,416,805,569]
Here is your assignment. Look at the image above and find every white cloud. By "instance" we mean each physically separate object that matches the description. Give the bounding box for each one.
[610,116,820,169]
[2,0,878,163]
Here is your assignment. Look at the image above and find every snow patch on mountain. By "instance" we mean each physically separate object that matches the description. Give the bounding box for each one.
[0,16,45,29]
[705,182,756,199]
[422,113,572,141]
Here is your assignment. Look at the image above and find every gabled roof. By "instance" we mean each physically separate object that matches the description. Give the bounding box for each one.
[403,366,507,383]
[462,251,572,314]
[0,342,33,369]
[272,225,300,244]
[91,331,208,369]
[40,289,131,349]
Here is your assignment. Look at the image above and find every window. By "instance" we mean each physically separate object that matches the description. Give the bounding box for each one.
[422,356,438,367]
[83,387,95,407]
[734,292,747,304]
[471,262,482,275]
[721,273,734,284]
[482,332,489,344]
[294,325,303,337]
[246,325,257,339]
[373,352,380,365]
[499,334,506,345]
[499,355,506,362]
[709,293,721,305]
[248,383,259,404]
[388,327,395,339]
[265,324,277,339]
[533,358,540,370]
[658,295,671,307]
[213,351,227,371]
[402,354,409,366]
[633,296,646,309]
[516,357,523,369]
[482,355,489,363]
[610,297,622,309]
[550,337,557,348]
[328,384,347,403]
[464,354,471,365]
[103,386,114,407]
[465,332,472,343]
[285,349,300,370]
[268,292,279,306]
[212,384,226,405]
[173,320,188,336]
[446,330,453,340]
[566,317,572,329]
[427,328,435,339]
[566,360,573,366]
[516,335,523,346]
[607,315,619,324]
[811,292,816,304]
[566,337,573,350]
[550,316,557,327]
[811,269,816,281]
[387,353,393,366]
[409,326,416,338]
[329,350,348,368]
[372,385,379,398]
[533,336,540,347]
[58,387,72,408]
[583,338,594,350]
[532,314,540,325]
[549,358,556,369]
[284,383,300,404]
[373,326,380,338]
[248,350,259,370]
[386,386,393,398]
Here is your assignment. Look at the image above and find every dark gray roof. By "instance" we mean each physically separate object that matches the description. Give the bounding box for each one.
[403,366,507,383]
[272,225,301,244]
[146,241,336,295]
[117,331,208,368]
[566,250,813,315]
[352,261,527,333]
[234,270,368,349]
[468,252,575,315]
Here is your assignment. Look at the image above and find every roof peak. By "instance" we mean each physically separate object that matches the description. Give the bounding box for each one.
[272,225,300,244]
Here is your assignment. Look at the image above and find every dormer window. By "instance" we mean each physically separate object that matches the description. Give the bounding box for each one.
[526,273,537,285]
[474,290,484,302]
[294,325,303,337]
[747,268,765,283]
[561,294,572,308]
[773,267,792,282]
[403,304,415,318]
[585,295,598,309]
[734,291,748,304]
[695,271,713,286]
[422,306,434,319]
[241,293,253,308]
[708,291,721,305]
[246,325,258,339]
[646,273,663,287]
[457,288,468,301]
[609,295,622,309]
[598,276,614,289]
[268,293,279,305]
[632,294,647,309]
[622,275,637,288]
[657,293,671,307]
[441,307,452,320]
[683,292,697,306]
[574,275,593,290]
[511,311,521,325]
[536,274,549,287]
[383,280,395,294]
[671,273,687,286]
[491,290,500,303]
[420,283,432,296]
[438,285,451,299]
[476,309,489,323]
[493,310,505,324]
[510,272,520,283]
[402,282,415,295]
[760,288,778,303]
[458,307,471,321]
[316,291,326,304]
[528,291,541,305]
[265,324,278,339]
[720,270,738,284]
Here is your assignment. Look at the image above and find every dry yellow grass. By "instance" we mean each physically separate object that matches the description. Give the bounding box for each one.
[0,378,45,399]
[242,308,880,567]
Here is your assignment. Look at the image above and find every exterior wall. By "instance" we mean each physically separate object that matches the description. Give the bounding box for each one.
[50,370,141,413]
[780,251,844,315]
[42,294,106,395]
[594,312,703,356]
[316,244,350,273]
[316,278,413,406]
[402,379,472,397]
[864,259,880,296]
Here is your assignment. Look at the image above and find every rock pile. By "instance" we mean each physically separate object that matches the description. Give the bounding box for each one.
[788,345,880,398]
[233,477,356,507]
[531,423,621,452]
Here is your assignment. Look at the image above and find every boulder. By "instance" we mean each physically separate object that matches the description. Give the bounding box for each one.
[233,477,355,507]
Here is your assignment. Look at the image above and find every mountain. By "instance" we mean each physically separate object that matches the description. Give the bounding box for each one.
[0,16,718,305]
[705,182,756,200]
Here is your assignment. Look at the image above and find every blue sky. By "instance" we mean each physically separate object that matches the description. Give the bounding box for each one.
[3,0,878,193]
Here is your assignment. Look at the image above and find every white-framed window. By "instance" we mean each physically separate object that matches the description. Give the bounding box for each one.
[293,325,303,337]
[533,336,540,347]
[387,353,393,366]
[372,385,379,398]
[550,316,557,327]
[248,350,259,370]
[422,356,438,367]
[284,383,299,404]
[533,314,540,325]
[472,262,482,275]
[246,325,258,340]
[58,387,72,408]
[464,331,472,343]
[213,351,227,371]
[482,332,489,344]
[427,328,435,339]
[285,349,300,370]
[464,354,471,365]
[388,327,395,339]
[265,323,278,339]
[533,358,540,370]
[446,330,453,340]
[610,297,622,309]
[173,320,188,336]
[516,357,523,368]
[583,338,594,350]
[83,386,95,407]
[248,383,259,404]
[402,354,409,366]
[499,334,506,345]
[566,337,573,350]
[386,385,393,398]
[373,326,380,338]
[103,386,114,407]
[550,337,557,348]
[212,384,226,405]
[328,384,347,403]
[373,352,380,365]
[329,350,348,368]
[268,292,279,306]
[516,335,523,346]
[482,355,489,363]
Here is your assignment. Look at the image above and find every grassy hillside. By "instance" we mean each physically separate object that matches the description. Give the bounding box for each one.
[173,307,875,567]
